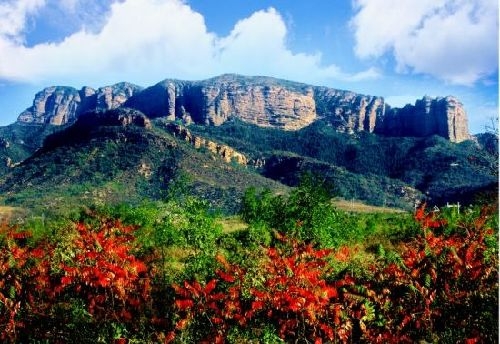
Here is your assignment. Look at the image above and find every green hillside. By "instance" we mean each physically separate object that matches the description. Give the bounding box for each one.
[0,113,286,216]
[0,110,497,216]
[189,118,497,207]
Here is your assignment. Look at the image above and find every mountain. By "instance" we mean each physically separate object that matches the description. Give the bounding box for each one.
[0,108,286,214]
[0,74,495,215]
[16,74,470,142]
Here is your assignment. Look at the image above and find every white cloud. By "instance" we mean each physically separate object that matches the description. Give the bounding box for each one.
[213,9,381,83]
[0,0,377,88]
[0,0,45,42]
[351,0,498,85]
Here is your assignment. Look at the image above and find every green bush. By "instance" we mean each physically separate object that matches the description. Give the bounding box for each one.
[240,174,349,247]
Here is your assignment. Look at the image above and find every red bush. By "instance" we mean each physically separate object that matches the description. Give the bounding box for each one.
[170,238,360,343]
[0,220,152,342]
[0,204,496,343]
[170,206,498,343]
[54,220,151,321]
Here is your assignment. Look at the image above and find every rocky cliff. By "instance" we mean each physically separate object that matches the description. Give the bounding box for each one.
[15,74,470,142]
[17,82,142,125]
[313,87,385,134]
[126,75,317,130]
[377,96,470,142]
[165,123,247,165]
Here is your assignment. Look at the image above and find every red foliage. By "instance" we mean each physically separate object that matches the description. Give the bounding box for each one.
[170,206,498,343]
[0,204,497,343]
[0,220,151,342]
[53,220,151,321]
[364,206,498,342]
[170,238,358,343]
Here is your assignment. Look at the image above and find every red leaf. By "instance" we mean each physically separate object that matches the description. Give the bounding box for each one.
[175,299,194,310]
[31,247,45,259]
[60,276,73,287]
[76,222,87,232]
[172,284,191,298]
[323,286,338,299]
[184,281,201,298]
[164,331,176,344]
[250,288,267,299]
[130,260,147,275]
[10,230,32,240]
[120,310,132,320]
[211,317,224,325]
[175,319,189,330]
[216,270,235,283]
[251,300,265,311]
[204,279,217,294]
[319,323,334,340]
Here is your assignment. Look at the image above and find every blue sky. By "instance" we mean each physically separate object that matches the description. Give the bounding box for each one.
[0,0,497,133]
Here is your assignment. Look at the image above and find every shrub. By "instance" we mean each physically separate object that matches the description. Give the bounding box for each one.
[169,236,360,343]
[170,205,498,343]
[240,174,344,247]
[363,205,498,342]
[0,218,152,343]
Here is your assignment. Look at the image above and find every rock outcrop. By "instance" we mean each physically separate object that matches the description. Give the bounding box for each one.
[377,96,470,142]
[313,87,385,134]
[127,75,318,130]
[95,82,142,110]
[125,75,470,142]
[15,74,470,142]
[77,108,152,129]
[17,86,82,125]
[17,83,142,125]
[165,123,247,165]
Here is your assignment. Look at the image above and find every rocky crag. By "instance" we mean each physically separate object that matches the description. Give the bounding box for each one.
[16,74,470,142]
[17,82,143,125]
[377,96,469,143]
[164,123,248,165]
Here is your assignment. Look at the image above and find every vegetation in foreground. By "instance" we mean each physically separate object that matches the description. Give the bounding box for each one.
[0,179,497,343]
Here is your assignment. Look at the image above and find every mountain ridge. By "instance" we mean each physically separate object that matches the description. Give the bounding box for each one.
[1,74,493,215]
[15,74,470,142]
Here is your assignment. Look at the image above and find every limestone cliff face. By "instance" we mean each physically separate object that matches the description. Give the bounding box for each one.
[165,123,247,165]
[196,77,317,130]
[313,87,385,134]
[127,75,387,133]
[95,82,142,110]
[17,86,82,125]
[15,75,470,142]
[128,75,317,130]
[378,96,470,142]
[17,83,142,125]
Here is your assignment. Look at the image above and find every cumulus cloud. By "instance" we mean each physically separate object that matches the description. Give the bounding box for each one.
[0,0,214,83]
[350,0,498,85]
[0,0,45,42]
[213,8,381,82]
[0,0,377,88]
